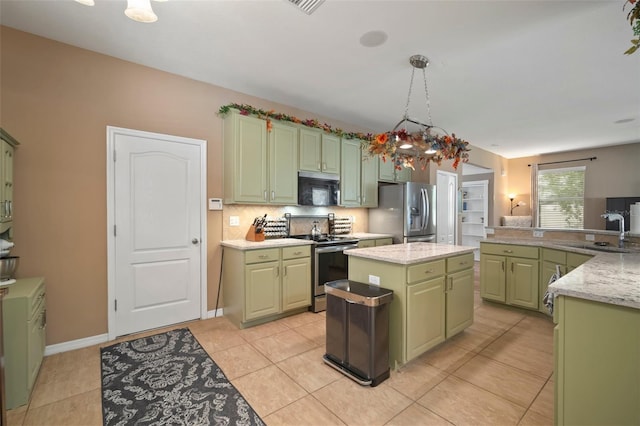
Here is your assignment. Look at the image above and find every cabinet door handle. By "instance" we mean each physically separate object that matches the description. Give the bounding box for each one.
[276,266,280,277]
[501,261,505,272]
[263,190,267,200]
[322,162,327,170]
[449,277,454,291]
[317,162,321,170]
[271,190,275,200]
[511,262,514,273]
[283,266,287,276]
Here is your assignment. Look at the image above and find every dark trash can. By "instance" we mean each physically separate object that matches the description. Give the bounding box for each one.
[323,279,393,387]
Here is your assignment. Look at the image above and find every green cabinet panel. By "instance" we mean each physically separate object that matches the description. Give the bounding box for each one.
[567,252,592,272]
[269,122,298,204]
[340,138,361,206]
[378,158,412,183]
[507,257,539,309]
[245,261,280,321]
[555,296,640,425]
[406,277,446,361]
[361,151,378,207]
[223,246,311,328]
[298,129,340,174]
[282,258,311,311]
[3,277,46,409]
[480,254,506,302]
[375,237,393,246]
[446,268,474,337]
[357,239,375,248]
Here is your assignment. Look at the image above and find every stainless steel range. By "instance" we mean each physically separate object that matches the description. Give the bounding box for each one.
[290,234,359,312]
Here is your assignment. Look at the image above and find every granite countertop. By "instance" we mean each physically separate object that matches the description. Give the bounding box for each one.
[548,253,640,310]
[345,242,475,265]
[483,237,640,255]
[346,232,394,240]
[220,238,314,250]
[484,238,640,310]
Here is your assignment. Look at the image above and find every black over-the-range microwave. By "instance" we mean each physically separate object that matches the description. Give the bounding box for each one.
[298,171,340,206]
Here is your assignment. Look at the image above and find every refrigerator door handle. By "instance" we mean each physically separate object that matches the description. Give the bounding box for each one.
[423,188,430,231]
[420,188,428,231]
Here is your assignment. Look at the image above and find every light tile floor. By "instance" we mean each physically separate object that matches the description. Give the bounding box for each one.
[7,265,555,425]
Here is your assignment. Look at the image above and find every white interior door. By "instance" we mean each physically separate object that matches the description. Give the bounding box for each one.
[107,127,206,338]
[436,170,458,244]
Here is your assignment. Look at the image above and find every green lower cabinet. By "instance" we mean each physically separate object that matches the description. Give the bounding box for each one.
[282,258,311,311]
[480,254,506,302]
[245,261,281,321]
[223,246,311,328]
[555,296,640,425]
[375,237,393,246]
[507,257,539,309]
[446,268,474,337]
[480,243,539,310]
[406,277,446,361]
[348,252,473,367]
[357,239,375,248]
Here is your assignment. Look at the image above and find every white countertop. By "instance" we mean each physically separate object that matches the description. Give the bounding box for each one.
[346,232,394,240]
[345,242,475,265]
[220,238,314,250]
[485,238,640,310]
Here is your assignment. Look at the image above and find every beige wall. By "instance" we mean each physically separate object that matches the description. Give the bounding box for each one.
[0,27,372,345]
[506,143,640,229]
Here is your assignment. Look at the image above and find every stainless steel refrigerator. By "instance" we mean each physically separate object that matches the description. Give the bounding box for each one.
[369,182,436,244]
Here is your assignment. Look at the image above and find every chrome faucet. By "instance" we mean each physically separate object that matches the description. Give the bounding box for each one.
[601,213,625,248]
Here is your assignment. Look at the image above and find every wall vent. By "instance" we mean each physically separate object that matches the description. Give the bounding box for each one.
[286,0,325,15]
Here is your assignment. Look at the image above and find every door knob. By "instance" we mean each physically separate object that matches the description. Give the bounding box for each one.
[192,238,199,244]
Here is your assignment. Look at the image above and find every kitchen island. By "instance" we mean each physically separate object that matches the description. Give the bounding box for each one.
[346,242,475,368]
[547,252,640,425]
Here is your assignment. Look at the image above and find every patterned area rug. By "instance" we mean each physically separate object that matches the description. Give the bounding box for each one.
[101,328,265,425]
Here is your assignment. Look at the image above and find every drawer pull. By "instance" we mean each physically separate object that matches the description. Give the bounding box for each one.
[293,251,302,255]
[503,249,513,254]
[459,261,468,265]
[424,269,434,274]
[258,255,269,259]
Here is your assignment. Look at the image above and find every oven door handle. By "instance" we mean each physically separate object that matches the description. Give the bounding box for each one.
[315,244,359,254]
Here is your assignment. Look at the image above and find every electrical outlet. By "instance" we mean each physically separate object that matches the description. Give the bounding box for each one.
[533,230,544,238]
[350,215,356,224]
[368,275,380,286]
[485,227,495,235]
[229,216,240,226]
[585,234,595,241]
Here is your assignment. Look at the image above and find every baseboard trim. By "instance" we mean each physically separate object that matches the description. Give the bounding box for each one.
[45,333,109,356]
[44,310,224,356]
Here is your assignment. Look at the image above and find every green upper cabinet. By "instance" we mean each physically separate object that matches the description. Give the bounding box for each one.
[1,129,18,229]
[361,149,379,207]
[223,111,297,204]
[379,158,411,183]
[340,138,361,207]
[298,128,340,174]
[268,121,298,204]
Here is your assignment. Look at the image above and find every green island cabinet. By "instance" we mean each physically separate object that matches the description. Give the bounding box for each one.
[540,249,592,314]
[222,245,311,328]
[348,251,474,367]
[378,156,411,183]
[2,277,46,409]
[298,128,340,174]
[340,138,379,207]
[554,296,640,425]
[223,111,298,204]
[357,237,393,249]
[480,242,539,310]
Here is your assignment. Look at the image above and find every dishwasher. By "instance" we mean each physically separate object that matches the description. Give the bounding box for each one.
[323,279,393,387]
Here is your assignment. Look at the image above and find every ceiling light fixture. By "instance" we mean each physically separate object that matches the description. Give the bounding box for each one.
[367,54,471,170]
[74,0,166,23]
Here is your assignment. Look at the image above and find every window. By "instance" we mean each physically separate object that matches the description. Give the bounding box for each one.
[537,166,585,229]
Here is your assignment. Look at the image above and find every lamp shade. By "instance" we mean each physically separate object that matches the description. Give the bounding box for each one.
[125,0,158,23]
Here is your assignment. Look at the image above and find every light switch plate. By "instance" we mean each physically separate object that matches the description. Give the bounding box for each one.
[229,216,240,226]
[368,275,380,285]
[585,234,595,241]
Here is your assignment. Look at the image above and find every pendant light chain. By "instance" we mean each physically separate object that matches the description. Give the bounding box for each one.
[421,68,433,128]
[402,67,417,121]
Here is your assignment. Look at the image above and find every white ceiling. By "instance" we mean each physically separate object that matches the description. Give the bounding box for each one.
[1,0,639,159]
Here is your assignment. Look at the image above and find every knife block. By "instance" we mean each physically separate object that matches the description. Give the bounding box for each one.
[245,225,265,242]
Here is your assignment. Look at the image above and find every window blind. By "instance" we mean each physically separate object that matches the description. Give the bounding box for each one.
[537,166,585,229]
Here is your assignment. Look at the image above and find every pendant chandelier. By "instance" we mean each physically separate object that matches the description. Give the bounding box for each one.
[369,54,470,170]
